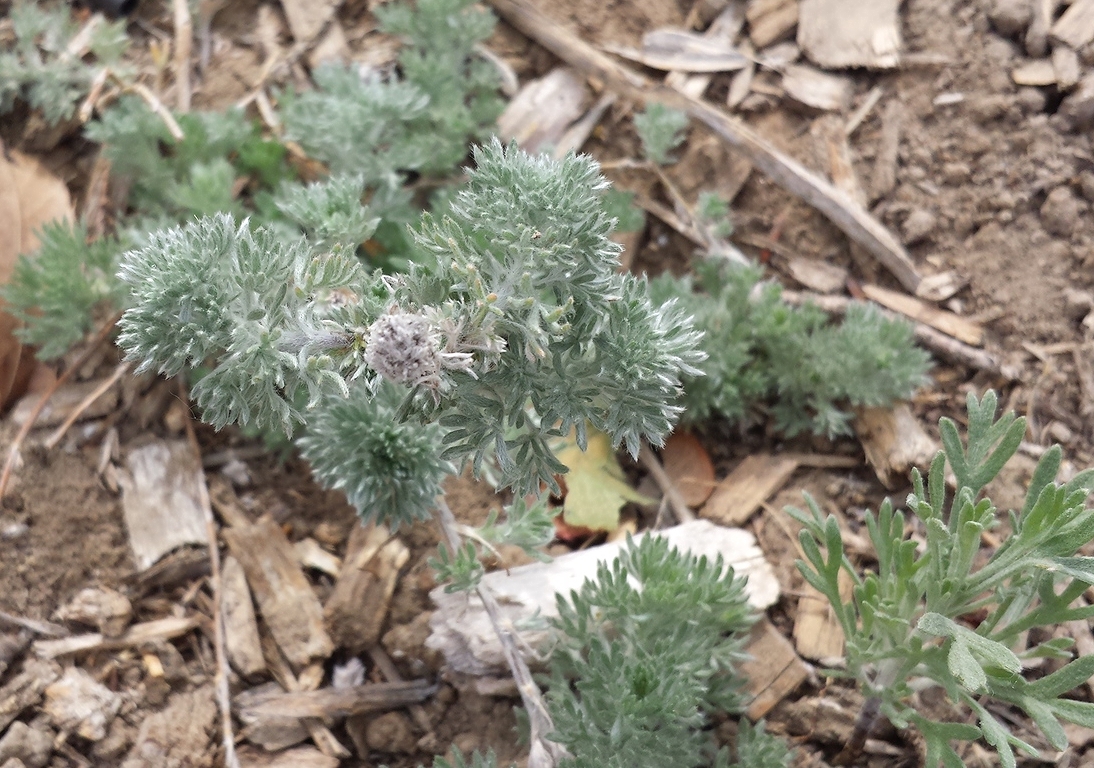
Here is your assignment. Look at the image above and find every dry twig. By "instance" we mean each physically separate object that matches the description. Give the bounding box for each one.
[0,311,123,500]
[434,497,565,768]
[637,442,696,524]
[180,382,241,768]
[42,361,130,450]
[485,0,922,293]
[172,0,193,112]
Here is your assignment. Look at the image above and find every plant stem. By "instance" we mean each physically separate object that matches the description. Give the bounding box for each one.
[434,497,565,768]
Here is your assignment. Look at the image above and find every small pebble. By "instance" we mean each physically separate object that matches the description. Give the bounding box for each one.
[941,162,971,185]
[365,712,417,754]
[1078,171,1094,202]
[989,0,1031,37]
[902,209,938,245]
[1040,186,1085,239]
[0,722,53,768]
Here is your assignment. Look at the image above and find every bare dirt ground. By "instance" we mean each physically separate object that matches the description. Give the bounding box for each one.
[3,0,1094,766]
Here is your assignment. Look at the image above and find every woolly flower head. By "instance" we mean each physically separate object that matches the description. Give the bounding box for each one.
[364,307,474,394]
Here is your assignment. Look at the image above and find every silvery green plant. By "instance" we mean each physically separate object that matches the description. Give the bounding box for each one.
[790,391,1094,768]
[116,138,703,534]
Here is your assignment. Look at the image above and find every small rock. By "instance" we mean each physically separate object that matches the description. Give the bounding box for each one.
[1040,186,1085,238]
[941,162,971,185]
[902,209,938,245]
[53,587,132,638]
[989,0,1031,37]
[364,712,416,754]
[452,731,481,756]
[43,667,121,742]
[1061,72,1094,128]
[0,759,27,768]
[1015,86,1047,114]
[1079,171,1094,202]
[0,722,53,768]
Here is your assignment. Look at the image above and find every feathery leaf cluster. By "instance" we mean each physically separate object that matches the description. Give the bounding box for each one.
[298,381,452,527]
[790,391,1094,767]
[393,139,705,495]
[282,0,500,178]
[547,533,757,767]
[634,103,689,164]
[649,259,931,437]
[0,2,129,123]
[3,222,127,359]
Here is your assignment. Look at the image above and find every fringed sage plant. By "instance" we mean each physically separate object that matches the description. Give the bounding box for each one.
[790,391,1094,768]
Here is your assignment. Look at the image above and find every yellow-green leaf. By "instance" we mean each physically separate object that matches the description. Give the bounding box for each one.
[553,426,654,531]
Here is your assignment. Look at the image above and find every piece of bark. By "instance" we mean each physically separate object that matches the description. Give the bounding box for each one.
[236,682,311,752]
[239,679,434,719]
[325,525,408,655]
[427,520,780,677]
[785,257,847,293]
[8,377,119,429]
[797,0,901,69]
[859,283,984,346]
[1012,58,1058,86]
[702,454,800,526]
[237,745,341,768]
[853,404,939,488]
[117,440,208,571]
[52,587,132,638]
[32,616,199,659]
[497,67,590,156]
[746,0,799,48]
[222,556,266,678]
[43,666,121,742]
[487,0,923,293]
[224,516,333,670]
[727,42,756,108]
[1052,0,1094,49]
[783,64,853,112]
[120,686,216,768]
[0,658,60,731]
[915,270,966,302]
[738,619,811,719]
[606,28,749,72]
[871,98,902,200]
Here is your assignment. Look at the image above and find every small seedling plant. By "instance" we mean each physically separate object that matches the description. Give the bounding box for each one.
[791,391,1094,767]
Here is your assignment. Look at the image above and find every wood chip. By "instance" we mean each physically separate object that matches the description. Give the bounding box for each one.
[43,666,121,741]
[0,658,60,731]
[853,404,939,488]
[785,257,847,293]
[294,538,342,578]
[914,270,966,302]
[738,619,811,718]
[497,67,590,156]
[9,377,120,429]
[236,682,311,752]
[1052,0,1094,49]
[122,686,217,767]
[782,63,853,112]
[239,679,434,719]
[666,5,747,98]
[797,0,901,69]
[428,520,780,676]
[324,525,408,655]
[32,616,200,659]
[607,27,749,72]
[746,0,799,48]
[1012,58,1058,86]
[793,579,850,661]
[238,745,341,768]
[224,516,334,670]
[702,454,800,526]
[859,283,984,346]
[117,439,208,571]
[277,0,348,64]
[223,556,266,678]
[52,587,132,638]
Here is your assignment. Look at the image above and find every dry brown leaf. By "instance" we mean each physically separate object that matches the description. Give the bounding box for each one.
[0,148,75,411]
[661,431,716,507]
